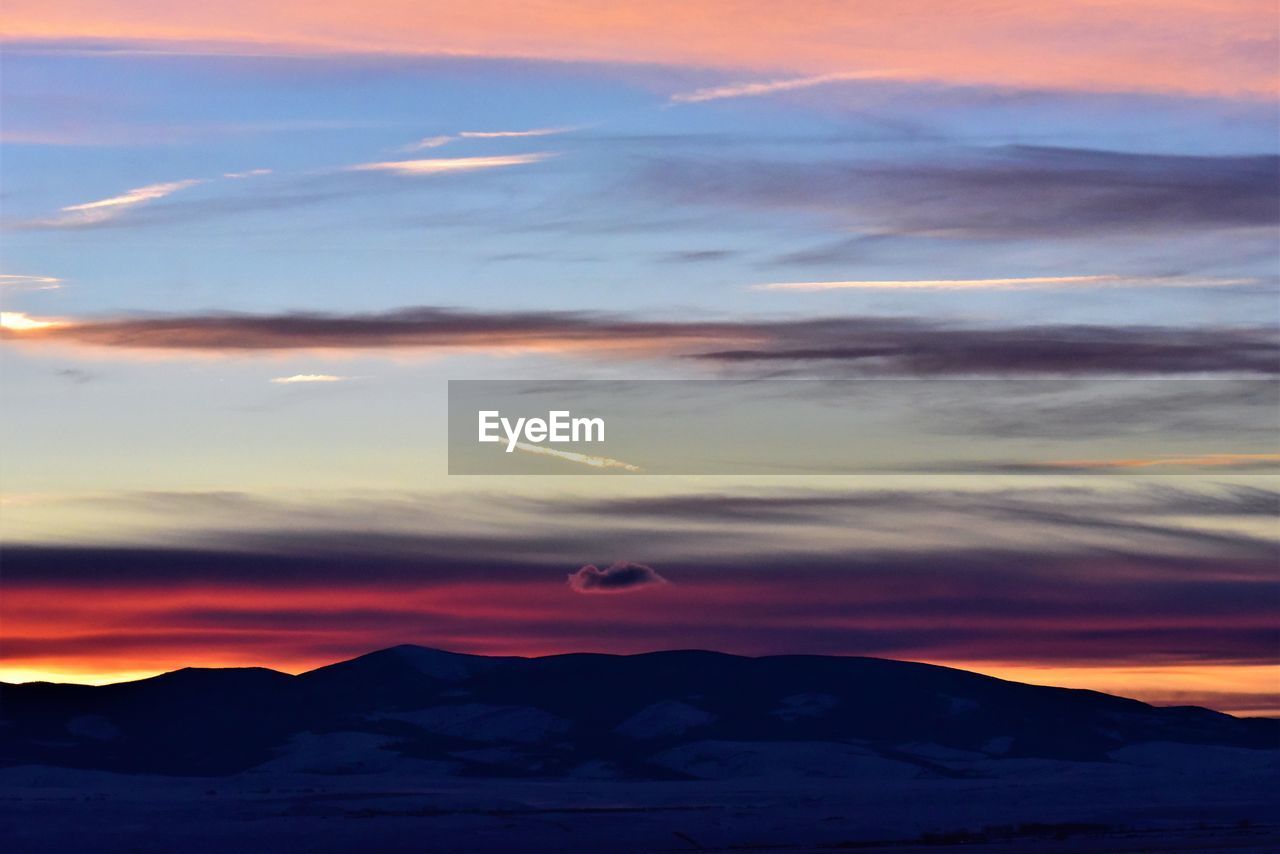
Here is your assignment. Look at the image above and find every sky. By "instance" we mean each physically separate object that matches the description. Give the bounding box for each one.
[1,2,1278,715]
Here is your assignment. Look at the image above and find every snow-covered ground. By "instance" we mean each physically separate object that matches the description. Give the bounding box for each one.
[3,743,1276,853]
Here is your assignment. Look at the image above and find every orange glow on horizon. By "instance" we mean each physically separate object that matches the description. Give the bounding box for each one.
[947,661,1280,718]
[3,577,1274,715]
[0,311,66,332]
[5,651,1274,719]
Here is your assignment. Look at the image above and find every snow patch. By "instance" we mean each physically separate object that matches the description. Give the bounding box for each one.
[381,704,566,743]
[1110,742,1280,772]
[616,701,714,739]
[653,740,923,780]
[772,693,839,722]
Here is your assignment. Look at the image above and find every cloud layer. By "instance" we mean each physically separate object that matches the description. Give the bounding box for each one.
[4,483,1274,708]
[646,147,1280,238]
[6,307,1275,376]
[3,2,1274,96]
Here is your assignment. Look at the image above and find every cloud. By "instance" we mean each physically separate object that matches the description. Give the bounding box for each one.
[555,485,1279,555]
[670,69,907,103]
[459,127,577,139]
[5,482,1275,701]
[1033,453,1280,471]
[21,483,1276,558]
[3,307,1276,375]
[752,275,1260,292]
[644,147,1280,238]
[658,250,737,264]
[5,542,1274,678]
[10,483,1277,584]
[269,374,348,384]
[690,320,1280,376]
[0,306,755,356]
[403,127,578,152]
[2,2,1272,97]
[0,274,62,291]
[405,135,454,151]
[13,151,547,231]
[562,484,1280,526]
[567,561,668,593]
[55,367,97,384]
[348,153,554,175]
[42,179,205,226]
[513,442,642,472]
[1,311,67,332]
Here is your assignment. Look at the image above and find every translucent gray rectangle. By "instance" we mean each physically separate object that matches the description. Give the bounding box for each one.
[447,379,1280,475]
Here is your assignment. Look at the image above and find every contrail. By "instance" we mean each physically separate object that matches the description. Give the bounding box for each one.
[513,442,641,472]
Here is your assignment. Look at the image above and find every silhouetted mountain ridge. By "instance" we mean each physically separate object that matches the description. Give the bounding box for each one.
[2,646,1274,777]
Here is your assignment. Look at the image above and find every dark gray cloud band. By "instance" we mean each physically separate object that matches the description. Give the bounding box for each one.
[7,307,1277,375]
[643,146,1280,238]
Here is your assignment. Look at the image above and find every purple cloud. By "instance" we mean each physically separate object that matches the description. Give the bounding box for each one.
[568,561,669,594]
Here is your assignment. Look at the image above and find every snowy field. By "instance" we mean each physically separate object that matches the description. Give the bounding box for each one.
[4,742,1277,852]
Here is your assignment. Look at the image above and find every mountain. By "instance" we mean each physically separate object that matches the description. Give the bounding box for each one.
[2,646,1274,779]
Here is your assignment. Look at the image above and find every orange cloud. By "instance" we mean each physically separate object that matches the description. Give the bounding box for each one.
[2,1,1274,97]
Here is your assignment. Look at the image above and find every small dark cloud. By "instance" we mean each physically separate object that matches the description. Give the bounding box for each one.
[768,235,884,267]
[55,368,97,384]
[568,561,669,594]
[656,249,737,263]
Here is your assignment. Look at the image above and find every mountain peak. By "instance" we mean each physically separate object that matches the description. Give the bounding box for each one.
[325,644,508,683]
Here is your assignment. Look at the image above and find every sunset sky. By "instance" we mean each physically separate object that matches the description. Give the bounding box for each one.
[1,2,1277,715]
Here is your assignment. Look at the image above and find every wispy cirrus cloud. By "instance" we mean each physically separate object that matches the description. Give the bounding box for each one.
[13,166,272,229]
[406,135,454,150]
[38,178,205,227]
[349,152,554,175]
[670,69,907,103]
[405,126,578,151]
[0,273,63,290]
[269,374,349,384]
[459,127,577,139]
[10,151,544,230]
[752,275,1260,292]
